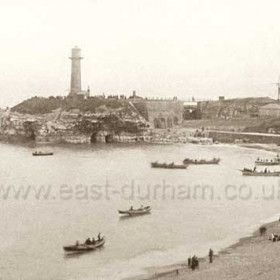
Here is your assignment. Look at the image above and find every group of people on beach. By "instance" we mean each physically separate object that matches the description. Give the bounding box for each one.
[187,249,214,271]
[188,255,199,270]
[269,233,280,242]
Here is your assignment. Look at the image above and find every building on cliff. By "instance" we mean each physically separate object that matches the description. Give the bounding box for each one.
[131,100,184,129]
[68,46,90,99]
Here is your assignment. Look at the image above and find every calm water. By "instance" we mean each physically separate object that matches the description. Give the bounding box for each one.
[1,142,280,279]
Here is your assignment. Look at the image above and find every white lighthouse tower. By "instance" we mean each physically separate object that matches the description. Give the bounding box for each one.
[68,46,89,97]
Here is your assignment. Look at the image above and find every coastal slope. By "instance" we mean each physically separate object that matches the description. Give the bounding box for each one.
[137,221,280,280]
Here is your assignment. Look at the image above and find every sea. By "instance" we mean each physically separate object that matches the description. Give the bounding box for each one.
[0,142,280,280]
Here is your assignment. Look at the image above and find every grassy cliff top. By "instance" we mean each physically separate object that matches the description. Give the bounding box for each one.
[11,96,132,115]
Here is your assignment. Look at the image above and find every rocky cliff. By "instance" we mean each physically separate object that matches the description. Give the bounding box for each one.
[0,98,149,144]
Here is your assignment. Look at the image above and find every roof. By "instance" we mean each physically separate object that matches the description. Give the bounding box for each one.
[260,103,280,110]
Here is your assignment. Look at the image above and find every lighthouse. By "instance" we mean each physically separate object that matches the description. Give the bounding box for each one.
[69,46,83,96]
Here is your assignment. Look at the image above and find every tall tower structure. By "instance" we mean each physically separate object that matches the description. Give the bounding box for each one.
[69,46,83,96]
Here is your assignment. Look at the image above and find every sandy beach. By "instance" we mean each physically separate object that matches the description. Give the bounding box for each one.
[125,143,280,280]
[129,220,280,280]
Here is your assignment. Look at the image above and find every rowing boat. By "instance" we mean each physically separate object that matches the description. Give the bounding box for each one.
[254,161,280,166]
[183,158,220,165]
[240,169,280,176]
[118,206,151,216]
[151,162,187,169]
[32,151,54,156]
[63,237,105,252]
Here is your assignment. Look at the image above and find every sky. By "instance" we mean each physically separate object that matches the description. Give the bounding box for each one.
[1,0,280,107]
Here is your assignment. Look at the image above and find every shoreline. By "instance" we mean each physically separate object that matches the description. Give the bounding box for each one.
[128,219,280,280]
[238,143,280,153]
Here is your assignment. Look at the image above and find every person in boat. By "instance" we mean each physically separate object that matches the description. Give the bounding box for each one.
[85,237,91,245]
[98,233,101,241]
[196,257,199,269]
[91,237,96,244]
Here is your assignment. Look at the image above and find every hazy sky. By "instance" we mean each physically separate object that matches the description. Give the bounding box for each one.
[1,0,280,107]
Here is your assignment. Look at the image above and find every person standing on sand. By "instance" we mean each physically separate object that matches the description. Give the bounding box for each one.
[188,256,191,268]
[191,256,196,270]
[209,248,214,263]
[195,256,199,269]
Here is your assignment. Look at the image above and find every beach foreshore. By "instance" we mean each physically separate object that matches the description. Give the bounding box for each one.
[128,219,280,280]
[239,143,280,153]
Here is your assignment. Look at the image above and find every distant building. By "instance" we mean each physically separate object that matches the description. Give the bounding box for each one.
[144,100,184,128]
[259,103,280,117]
[129,90,143,100]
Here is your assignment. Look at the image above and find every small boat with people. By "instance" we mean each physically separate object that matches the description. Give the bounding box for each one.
[151,162,187,169]
[118,205,151,216]
[183,157,220,165]
[240,168,280,176]
[63,233,105,253]
[255,154,280,166]
[255,160,280,166]
[32,151,54,156]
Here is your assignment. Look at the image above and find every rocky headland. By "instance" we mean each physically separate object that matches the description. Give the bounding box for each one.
[0,97,149,144]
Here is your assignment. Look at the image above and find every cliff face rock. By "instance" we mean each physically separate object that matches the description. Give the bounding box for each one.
[0,108,149,144]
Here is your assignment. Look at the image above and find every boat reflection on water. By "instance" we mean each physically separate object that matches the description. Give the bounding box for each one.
[64,245,105,259]
[119,212,152,221]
